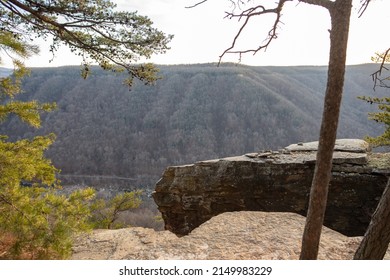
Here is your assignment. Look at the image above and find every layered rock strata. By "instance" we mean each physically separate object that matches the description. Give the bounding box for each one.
[153,139,389,236]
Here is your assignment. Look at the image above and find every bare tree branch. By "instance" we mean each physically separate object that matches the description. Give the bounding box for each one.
[370,48,390,89]
[0,0,173,86]
[187,0,335,65]
[371,48,390,90]
[185,0,208,9]
[358,0,371,17]
[217,0,292,65]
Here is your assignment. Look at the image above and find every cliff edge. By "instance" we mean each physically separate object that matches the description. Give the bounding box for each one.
[153,139,389,236]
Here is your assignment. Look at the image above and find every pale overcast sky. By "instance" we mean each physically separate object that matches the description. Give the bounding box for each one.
[24,0,390,67]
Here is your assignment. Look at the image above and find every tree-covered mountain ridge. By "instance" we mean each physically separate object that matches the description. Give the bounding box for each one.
[1,63,387,187]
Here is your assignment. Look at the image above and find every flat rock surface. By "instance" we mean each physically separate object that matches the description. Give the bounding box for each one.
[285,139,371,153]
[241,151,368,165]
[72,211,390,260]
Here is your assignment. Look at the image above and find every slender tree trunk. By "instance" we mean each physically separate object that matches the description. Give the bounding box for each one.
[300,0,353,260]
[354,178,390,259]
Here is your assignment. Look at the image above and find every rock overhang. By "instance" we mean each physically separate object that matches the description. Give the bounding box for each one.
[153,139,389,237]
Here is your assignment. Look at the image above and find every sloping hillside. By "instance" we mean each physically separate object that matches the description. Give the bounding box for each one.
[0,64,386,187]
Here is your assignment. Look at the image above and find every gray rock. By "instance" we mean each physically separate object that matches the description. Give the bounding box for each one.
[285,139,371,153]
[153,139,389,237]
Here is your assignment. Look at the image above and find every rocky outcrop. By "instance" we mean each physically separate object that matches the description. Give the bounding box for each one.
[153,139,390,237]
[72,211,390,260]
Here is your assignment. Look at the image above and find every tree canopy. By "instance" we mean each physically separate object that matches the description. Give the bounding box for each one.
[0,0,173,85]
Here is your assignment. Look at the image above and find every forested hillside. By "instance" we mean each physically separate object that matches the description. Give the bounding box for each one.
[0,64,386,187]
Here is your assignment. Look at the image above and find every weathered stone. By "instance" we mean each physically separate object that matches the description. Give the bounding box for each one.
[332,152,368,165]
[153,140,389,237]
[72,211,390,260]
[245,153,258,158]
[285,138,371,153]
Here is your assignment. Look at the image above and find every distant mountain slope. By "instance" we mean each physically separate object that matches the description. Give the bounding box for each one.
[0,67,12,77]
[0,64,386,186]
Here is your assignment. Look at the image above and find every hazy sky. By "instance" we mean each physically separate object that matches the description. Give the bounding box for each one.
[24,0,390,67]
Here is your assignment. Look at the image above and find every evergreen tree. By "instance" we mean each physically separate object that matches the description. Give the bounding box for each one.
[354,51,390,259]
[0,1,170,259]
[90,191,142,230]
[0,0,172,85]
[358,96,390,147]
[0,31,95,259]
[359,49,390,147]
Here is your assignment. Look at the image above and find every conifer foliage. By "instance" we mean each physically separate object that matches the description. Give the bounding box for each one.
[0,0,170,259]
[354,51,390,259]
[0,34,93,259]
[90,191,142,230]
[359,96,390,147]
[359,50,390,147]
[0,0,172,85]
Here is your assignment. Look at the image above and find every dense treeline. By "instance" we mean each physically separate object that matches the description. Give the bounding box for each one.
[0,63,386,187]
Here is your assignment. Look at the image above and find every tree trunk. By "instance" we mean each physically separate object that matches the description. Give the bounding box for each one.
[354,178,390,259]
[299,0,353,260]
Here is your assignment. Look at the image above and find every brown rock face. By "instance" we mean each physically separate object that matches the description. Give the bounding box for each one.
[153,139,389,237]
[72,211,390,260]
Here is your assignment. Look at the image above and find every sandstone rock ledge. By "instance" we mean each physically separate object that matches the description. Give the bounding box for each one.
[72,211,390,260]
[153,139,389,237]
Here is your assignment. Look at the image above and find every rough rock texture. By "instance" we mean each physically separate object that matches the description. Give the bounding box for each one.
[72,211,390,260]
[153,139,390,237]
[285,139,371,153]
